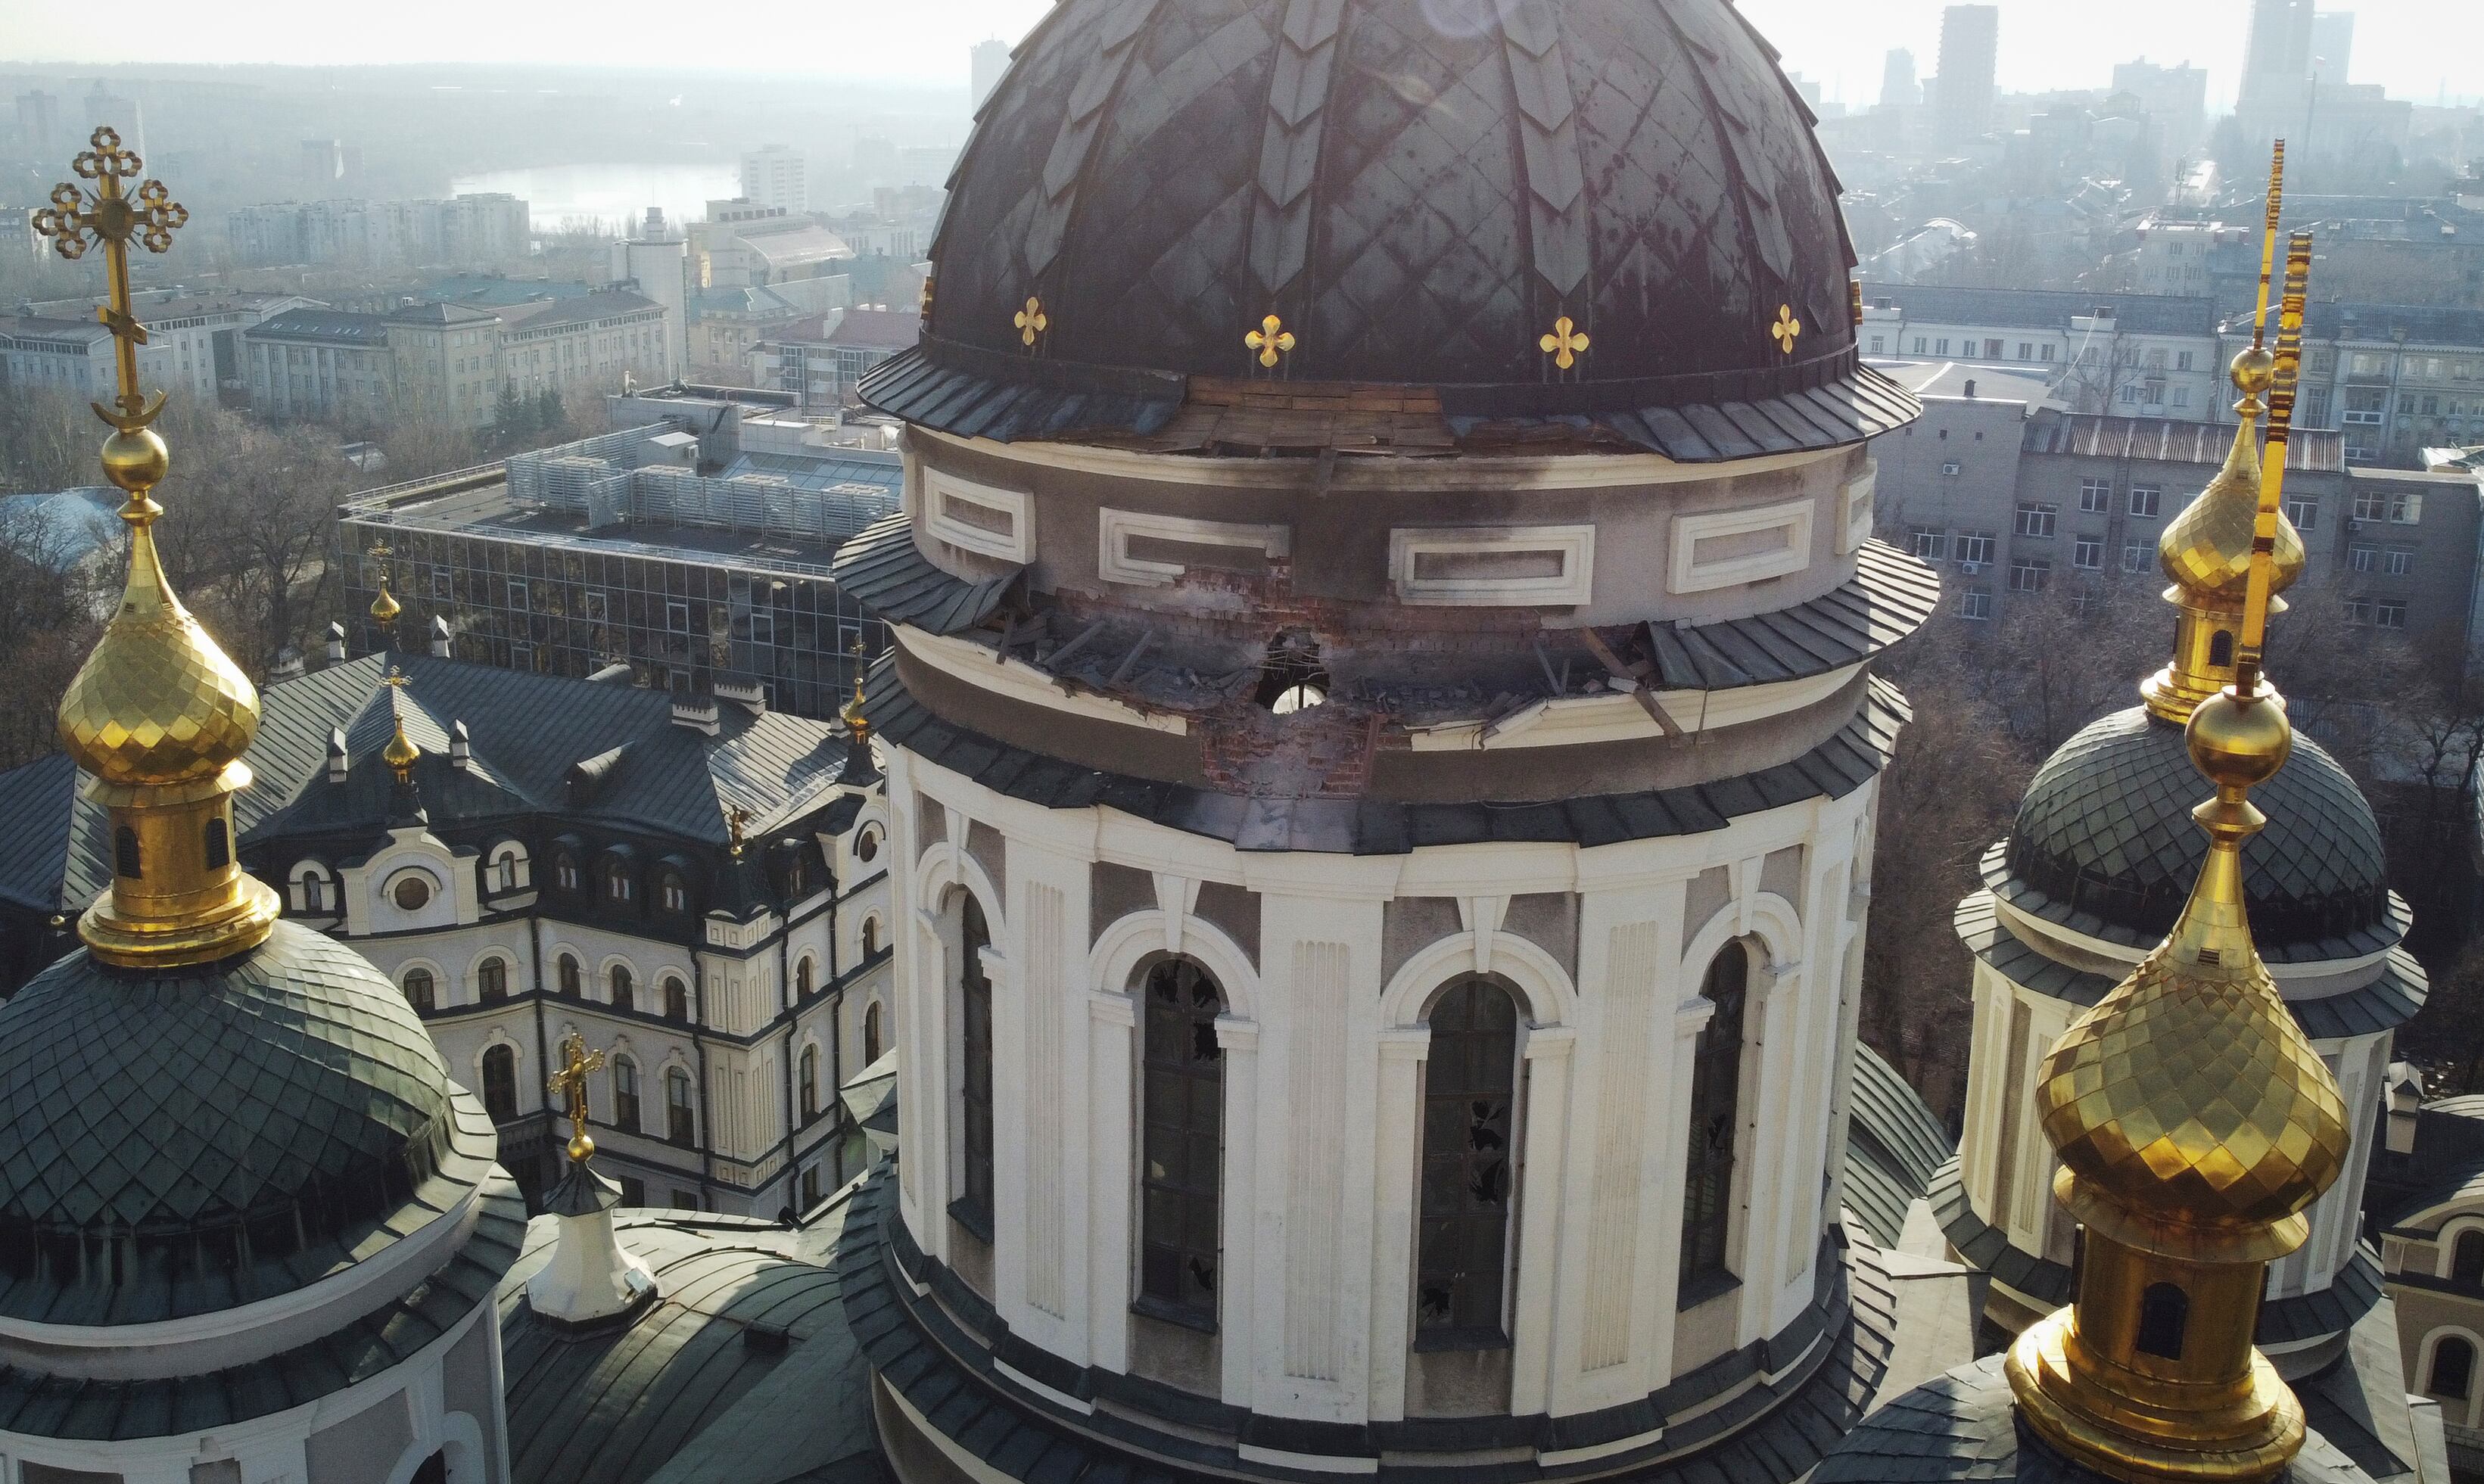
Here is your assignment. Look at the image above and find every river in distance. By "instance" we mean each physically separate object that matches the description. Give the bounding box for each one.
[449,162,742,234]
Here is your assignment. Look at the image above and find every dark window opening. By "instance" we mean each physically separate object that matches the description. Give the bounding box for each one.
[2433,1336,2476,1401]
[1682,941,1749,1294]
[864,1001,884,1064]
[478,957,507,1002]
[956,894,996,1234]
[1253,633,1330,714]
[204,817,229,869]
[800,1044,820,1121]
[664,975,689,1022]
[1139,957,1225,1328]
[1416,976,1520,1346]
[412,1451,447,1484]
[2454,1230,2484,1286]
[610,963,633,1012]
[482,1044,518,1122]
[2136,1283,2190,1360]
[614,1056,640,1130]
[558,954,581,997]
[2209,630,2234,667]
[666,1068,695,1145]
[115,826,141,879]
[403,968,435,1013]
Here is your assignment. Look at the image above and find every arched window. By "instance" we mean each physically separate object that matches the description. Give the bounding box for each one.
[558,954,581,997]
[2209,630,2235,667]
[556,854,580,891]
[854,826,880,863]
[2432,1335,2476,1402]
[2136,1282,2189,1361]
[661,873,688,913]
[956,894,995,1234]
[300,868,327,913]
[481,1044,518,1122]
[1417,977,1520,1342]
[1681,940,1750,1292]
[666,1067,695,1146]
[613,1056,640,1130]
[863,916,881,957]
[495,851,520,892]
[2454,1230,2484,1286]
[800,1044,820,1121]
[605,863,634,904]
[864,1001,884,1065]
[114,826,141,879]
[204,817,229,870]
[796,957,814,998]
[403,967,436,1013]
[1138,957,1225,1327]
[478,957,508,1002]
[664,975,689,1022]
[610,964,634,1012]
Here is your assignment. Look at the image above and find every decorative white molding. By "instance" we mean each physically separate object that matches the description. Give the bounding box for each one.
[925,468,1032,563]
[1098,507,1290,586]
[1668,499,1814,594]
[896,629,1191,736]
[1458,894,1511,975]
[1388,524,1595,606]
[1155,872,1202,957]
[1405,665,1857,752]
[1836,465,1877,555]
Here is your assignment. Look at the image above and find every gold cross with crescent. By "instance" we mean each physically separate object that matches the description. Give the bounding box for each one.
[549,1031,607,1162]
[30,127,188,433]
[1246,314,1297,369]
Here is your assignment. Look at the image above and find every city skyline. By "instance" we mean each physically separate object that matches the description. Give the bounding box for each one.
[1,0,2479,106]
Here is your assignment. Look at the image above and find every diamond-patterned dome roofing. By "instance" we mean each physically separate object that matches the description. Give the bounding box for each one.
[2038,935,2351,1234]
[925,0,1857,403]
[0,920,474,1324]
[2003,707,2389,954]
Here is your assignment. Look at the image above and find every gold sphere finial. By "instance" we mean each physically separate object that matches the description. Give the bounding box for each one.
[568,1130,596,1162]
[100,427,169,496]
[2188,683,2293,793]
[2231,344,2277,398]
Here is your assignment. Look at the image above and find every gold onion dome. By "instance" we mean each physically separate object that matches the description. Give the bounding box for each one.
[56,431,261,789]
[384,713,422,779]
[370,574,402,624]
[2157,349,2306,604]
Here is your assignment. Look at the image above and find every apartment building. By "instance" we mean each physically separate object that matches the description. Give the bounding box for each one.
[1859,284,2227,418]
[2,287,313,403]
[223,191,531,269]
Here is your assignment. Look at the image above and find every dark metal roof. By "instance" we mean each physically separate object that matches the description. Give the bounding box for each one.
[1624,540,1939,691]
[826,515,1020,636]
[1995,706,2394,961]
[839,1167,1898,1482]
[0,922,501,1324]
[0,1166,523,1441]
[1953,891,2426,1039]
[0,754,90,917]
[880,0,1913,455]
[1813,1351,2380,1484]
[2024,410,2345,472]
[1841,1043,1953,1250]
[867,658,1907,854]
[500,1212,884,1484]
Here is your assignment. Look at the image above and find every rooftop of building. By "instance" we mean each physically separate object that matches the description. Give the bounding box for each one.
[246,306,394,342]
[1858,282,2223,336]
[1,310,111,341]
[1877,359,2059,403]
[2024,409,2345,471]
[498,288,664,330]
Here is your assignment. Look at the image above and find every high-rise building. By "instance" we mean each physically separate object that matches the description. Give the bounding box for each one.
[1880,48,1919,109]
[2112,58,2211,159]
[79,79,141,159]
[741,143,809,213]
[1933,5,2000,148]
[2311,9,2355,85]
[970,38,1010,111]
[2240,0,2316,135]
[13,89,60,154]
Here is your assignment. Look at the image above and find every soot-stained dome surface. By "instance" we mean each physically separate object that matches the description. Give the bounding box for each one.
[868,0,1915,454]
[0,920,497,1324]
[1996,707,2393,961]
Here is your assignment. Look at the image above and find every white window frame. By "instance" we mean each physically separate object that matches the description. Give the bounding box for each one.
[1668,499,1813,595]
[1837,468,1876,555]
[925,468,1033,562]
[1392,524,1598,606]
[1098,508,1291,587]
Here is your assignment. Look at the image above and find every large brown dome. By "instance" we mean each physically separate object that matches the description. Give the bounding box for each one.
[864,0,1916,456]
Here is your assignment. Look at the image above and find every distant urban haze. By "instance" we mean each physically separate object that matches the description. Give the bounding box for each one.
[0,0,2477,105]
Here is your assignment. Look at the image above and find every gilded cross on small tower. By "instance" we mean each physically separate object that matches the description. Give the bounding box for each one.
[31,127,188,434]
[549,1031,608,1163]
[724,803,756,859]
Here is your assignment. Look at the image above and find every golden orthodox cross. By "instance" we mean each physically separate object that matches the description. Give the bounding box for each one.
[549,1031,607,1162]
[30,127,188,432]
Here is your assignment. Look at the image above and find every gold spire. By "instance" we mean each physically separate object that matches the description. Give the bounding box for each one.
[548,1031,608,1163]
[38,128,279,969]
[2143,144,2306,723]
[2007,210,2348,1484]
[842,633,872,742]
[381,669,422,782]
[724,802,755,859]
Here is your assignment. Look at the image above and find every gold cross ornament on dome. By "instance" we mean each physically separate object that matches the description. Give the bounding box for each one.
[1246,313,1297,369]
[1771,304,1802,356]
[1540,316,1589,370]
[548,1031,609,1163]
[32,127,188,431]
[1014,295,1047,347]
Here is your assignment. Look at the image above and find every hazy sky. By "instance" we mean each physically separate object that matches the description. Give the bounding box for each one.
[0,0,2476,107]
